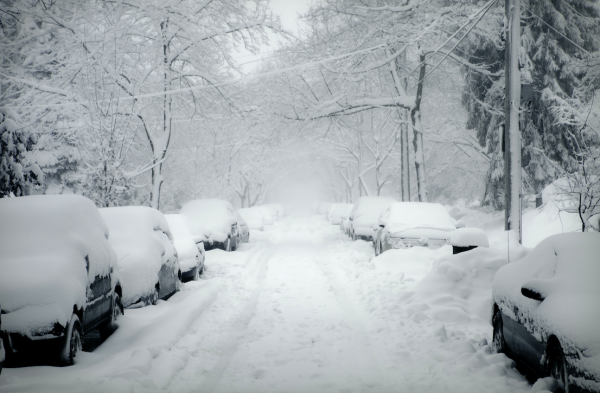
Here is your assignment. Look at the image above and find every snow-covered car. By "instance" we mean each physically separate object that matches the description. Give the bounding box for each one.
[349,196,396,241]
[491,233,600,392]
[164,214,205,282]
[236,212,250,244]
[0,195,123,366]
[316,201,332,215]
[374,202,458,254]
[327,203,354,225]
[181,199,238,251]
[100,207,180,308]
[254,206,274,226]
[262,203,283,220]
[238,207,264,231]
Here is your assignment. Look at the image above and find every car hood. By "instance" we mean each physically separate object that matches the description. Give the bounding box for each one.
[387,227,452,240]
[0,253,87,336]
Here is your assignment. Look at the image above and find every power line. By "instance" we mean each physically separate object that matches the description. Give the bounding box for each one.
[559,0,600,30]
[522,5,588,53]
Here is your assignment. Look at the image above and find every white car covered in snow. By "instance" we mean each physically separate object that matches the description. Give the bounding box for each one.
[164,214,205,282]
[327,203,354,225]
[491,233,600,392]
[238,207,264,231]
[0,195,123,366]
[374,202,457,254]
[235,212,250,244]
[349,196,396,241]
[100,207,180,308]
[181,199,239,251]
[254,206,274,226]
[262,203,284,220]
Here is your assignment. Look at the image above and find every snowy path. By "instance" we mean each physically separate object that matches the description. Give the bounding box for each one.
[0,216,535,393]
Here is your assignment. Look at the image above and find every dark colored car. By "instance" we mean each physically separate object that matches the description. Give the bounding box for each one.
[492,233,600,392]
[181,199,239,252]
[0,195,123,366]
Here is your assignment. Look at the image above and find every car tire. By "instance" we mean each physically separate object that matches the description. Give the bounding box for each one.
[60,314,82,366]
[491,309,505,354]
[152,282,160,305]
[547,342,569,393]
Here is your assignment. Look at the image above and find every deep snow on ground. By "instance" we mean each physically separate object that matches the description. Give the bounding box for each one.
[1,214,560,393]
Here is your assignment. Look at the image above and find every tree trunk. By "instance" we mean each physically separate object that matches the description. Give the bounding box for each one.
[411,52,427,202]
[400,109,411,201]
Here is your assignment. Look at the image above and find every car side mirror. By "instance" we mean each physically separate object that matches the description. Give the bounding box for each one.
[349,217,353,221]
[521,287,545,301]
[379,224,384,228]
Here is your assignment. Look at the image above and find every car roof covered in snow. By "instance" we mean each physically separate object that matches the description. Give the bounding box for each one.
[492,232,600,382]
[99,206,177,306]
[0,195,117,334]
[180,199,236,243]
[385,202,456,233]
[351,196,396,219]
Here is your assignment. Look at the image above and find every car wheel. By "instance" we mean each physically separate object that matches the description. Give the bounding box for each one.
[491,309,505,354]
[547,342,569,393]
[152,282,160,305]
[60,314,82,366]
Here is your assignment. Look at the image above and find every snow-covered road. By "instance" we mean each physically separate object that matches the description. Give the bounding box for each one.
[0,216,536,393]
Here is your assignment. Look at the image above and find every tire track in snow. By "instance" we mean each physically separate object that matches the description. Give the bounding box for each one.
[315,253,390,393]
[199,249,272,393]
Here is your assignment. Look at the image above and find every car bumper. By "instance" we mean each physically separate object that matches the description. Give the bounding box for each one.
[385,237,447,250]
[1,330,65,364]
[181,266,198,283]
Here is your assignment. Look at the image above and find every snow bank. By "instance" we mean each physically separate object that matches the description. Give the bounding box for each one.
[0,195,117,336]
[100,207,178,307]
[238,207,264,230]
[180,199,236,243]
[493,233,600,388]
[415,243,529,327]
[351,196,395,237]
[372,246,452,281]
[450,228,489,247]
[164,214,200,274]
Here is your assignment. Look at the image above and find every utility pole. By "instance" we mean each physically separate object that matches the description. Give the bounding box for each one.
[504,0,522,243]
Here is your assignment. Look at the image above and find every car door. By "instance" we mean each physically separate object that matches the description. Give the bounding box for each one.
[501,311,546,375]
[84,255,112,331]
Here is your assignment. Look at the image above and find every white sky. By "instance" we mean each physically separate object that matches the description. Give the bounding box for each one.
[233,0,313,74]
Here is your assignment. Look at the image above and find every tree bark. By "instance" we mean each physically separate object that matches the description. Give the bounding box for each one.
[411,52,427,202]
[400,109,411,201]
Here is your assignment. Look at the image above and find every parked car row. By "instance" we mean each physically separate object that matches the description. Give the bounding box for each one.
[326,197,489,256]
[0,195,278,370]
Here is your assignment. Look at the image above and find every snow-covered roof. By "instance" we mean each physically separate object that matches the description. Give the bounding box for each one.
[0,195,117,336]
[492,233,600,387]
[385,202,456,235]
[100,206,177,307]
[164,214,200,273]
[450,228,489,247]
[180,199,236,243]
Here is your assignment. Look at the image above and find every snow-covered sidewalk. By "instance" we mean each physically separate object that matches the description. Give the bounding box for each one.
[1,215,537,393]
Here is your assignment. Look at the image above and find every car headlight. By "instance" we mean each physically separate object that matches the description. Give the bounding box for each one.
[386,236,407,248]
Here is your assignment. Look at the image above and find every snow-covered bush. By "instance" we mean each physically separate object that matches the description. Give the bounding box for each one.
[0,107,41,197]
